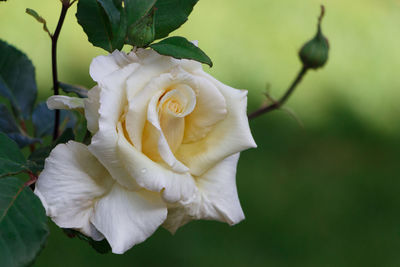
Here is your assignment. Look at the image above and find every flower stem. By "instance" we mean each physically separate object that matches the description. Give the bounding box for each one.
[51,1,73,140]
[248,66,309,120]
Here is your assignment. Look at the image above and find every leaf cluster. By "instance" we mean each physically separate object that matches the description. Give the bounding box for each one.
[0,40,92,266]
[76,0,212,66]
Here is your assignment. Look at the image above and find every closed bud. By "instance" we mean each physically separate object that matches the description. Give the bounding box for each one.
[126,9,155,48]
[299,6,329,69]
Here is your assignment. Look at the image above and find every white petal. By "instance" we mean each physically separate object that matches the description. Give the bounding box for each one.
[162,204,192,234]
[116,122,197,203]
[195,153,245,224]
[125,72,175,151]
[84,86,101,134]
[34,141,113,239]
[176,72,257,176]
[124,64,201,152]
[145,90,188,173]
[47,95,84,110]
[89,50,138,83]
[163,153,244,233]
[91,184,167,254]
[182,76,227,143]
[89,63,141,190]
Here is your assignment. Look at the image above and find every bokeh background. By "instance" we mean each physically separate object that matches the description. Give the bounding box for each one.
[2,0,400,266]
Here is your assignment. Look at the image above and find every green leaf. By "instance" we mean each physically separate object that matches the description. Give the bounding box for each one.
[154,0,198,39]
[63,228,111,254]
[0,133,28,177]
[59,82,88,98]
[76,0,125,52]
[97,0,127,49]
[0,177,49,267]
[32,102,77,138]
[150,36,213,67]
[25,8,51,37]
[0,40,37,119]
[32,103,56,138]
[0,104,19,134]
[124,0,156,25]
[0,104,41,148]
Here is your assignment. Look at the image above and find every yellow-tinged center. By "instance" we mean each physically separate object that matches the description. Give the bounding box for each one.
[139,84,196,163]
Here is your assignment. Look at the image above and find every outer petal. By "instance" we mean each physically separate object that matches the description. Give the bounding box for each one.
[89,62,141,190]
[195,153,245,224]
[163,153,244,233]
[91,184,167,254]
[34,141,113,240]
[176,72,257,176]
[89,50,138,83]
[116,123,197,203]
[47,95,84,110]
[84,86,101,134]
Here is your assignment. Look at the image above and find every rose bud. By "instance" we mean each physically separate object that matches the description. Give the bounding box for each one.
[299,7,329,69]
[127,9,155,48]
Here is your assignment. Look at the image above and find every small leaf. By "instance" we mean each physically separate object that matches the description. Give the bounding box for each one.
[0,104,40,148]
[0,133,28,177]
[0,40,37,119]
[59,82,88,98]
[76,0,125,52]
[0,177,49,267]
[154,0,198,39]
[25,8,52,37]
[63,228,111,254]
[150,36,213,67]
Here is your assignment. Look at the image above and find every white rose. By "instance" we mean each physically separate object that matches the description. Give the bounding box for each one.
[35,48,256,254]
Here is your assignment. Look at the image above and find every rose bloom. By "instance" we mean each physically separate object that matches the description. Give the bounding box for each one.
[35,48,256,254]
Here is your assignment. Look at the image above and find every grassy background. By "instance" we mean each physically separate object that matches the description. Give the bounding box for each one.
[1,0,400,266]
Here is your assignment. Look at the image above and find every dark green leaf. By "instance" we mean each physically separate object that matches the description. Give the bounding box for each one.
[0,104,41,148]
[0,104,19,134]
[63,228,111,254]
[27,147,49,174]
[32,102,77,138]
[0,40,37,119]
[76,0,124,52]
[0,177,49,267]
[32,103,54,138]
[59,82,88,98]
[150,36,213,67]
[55,128,75,145]
[0,133,28,177]
[97,0,127,49]
[154,0,198,39]
[124,0,156,25]
[6,133,40,149]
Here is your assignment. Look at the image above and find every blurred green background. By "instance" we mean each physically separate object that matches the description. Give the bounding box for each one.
[2,0,400,266]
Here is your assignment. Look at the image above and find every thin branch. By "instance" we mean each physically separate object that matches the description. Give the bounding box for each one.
[248,66,309,120]
[51,2,74,140]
